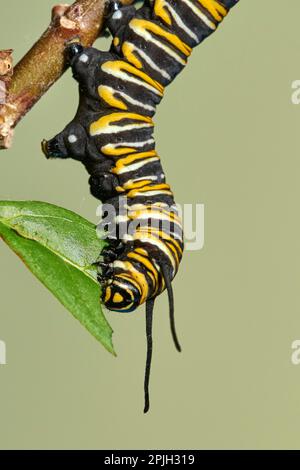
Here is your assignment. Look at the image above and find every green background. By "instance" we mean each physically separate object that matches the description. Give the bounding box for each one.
[1,0,300,449]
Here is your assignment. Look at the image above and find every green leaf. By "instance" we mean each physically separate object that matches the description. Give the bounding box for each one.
[0,200,115,355]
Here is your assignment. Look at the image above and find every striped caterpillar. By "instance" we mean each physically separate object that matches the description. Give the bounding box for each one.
[42,0,239,412]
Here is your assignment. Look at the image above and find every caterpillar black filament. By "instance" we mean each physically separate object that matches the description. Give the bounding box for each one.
[42,0,239,412]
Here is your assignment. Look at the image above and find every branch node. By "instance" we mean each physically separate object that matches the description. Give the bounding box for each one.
[60,17,78,30]
[0,50,13,80]
[52,4,70,21]
[0,112,15,149]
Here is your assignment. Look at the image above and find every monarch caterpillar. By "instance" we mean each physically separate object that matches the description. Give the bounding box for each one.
[42,0,239,412]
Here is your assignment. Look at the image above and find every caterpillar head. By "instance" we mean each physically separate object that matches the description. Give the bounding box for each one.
[102,277,141,313]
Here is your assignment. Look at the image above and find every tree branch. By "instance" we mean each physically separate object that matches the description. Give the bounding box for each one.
[0,0,133,150]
